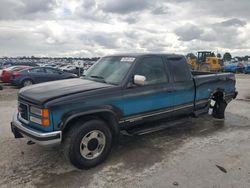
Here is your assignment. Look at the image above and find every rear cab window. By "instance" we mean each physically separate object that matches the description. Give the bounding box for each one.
[167,56,192,82]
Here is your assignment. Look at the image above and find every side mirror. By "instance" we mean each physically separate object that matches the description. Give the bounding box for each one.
[134,75,146,86]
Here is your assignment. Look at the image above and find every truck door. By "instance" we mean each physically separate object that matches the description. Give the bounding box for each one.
[122,56,174,122]
[166,56,195,116]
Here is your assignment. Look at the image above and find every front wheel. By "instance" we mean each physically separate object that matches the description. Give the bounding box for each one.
[22,79,33,87]
[63,119,112,169]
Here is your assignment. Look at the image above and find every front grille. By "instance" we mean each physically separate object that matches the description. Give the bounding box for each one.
[19,103,28,121]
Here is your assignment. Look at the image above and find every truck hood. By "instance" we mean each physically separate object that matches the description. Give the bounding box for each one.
[19,78,114,105]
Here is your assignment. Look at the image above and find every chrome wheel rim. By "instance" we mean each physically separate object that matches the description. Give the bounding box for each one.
[23,80,32,86]
[80,130,106,160]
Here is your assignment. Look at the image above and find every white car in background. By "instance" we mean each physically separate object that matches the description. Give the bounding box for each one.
[60,65,76,72]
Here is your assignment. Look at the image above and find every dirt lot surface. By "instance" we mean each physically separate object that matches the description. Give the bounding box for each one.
[0,83,18,101]
[1,74,250,188]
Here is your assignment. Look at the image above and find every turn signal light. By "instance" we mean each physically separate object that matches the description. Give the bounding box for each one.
[42,109,49,118]
[42,118,50,126]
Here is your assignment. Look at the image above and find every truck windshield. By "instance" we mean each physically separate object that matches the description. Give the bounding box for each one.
[84,56,135,85]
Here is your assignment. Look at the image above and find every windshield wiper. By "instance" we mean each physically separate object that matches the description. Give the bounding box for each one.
[86,75,116,85]
[88,75,108,83]
[90,75,105,80]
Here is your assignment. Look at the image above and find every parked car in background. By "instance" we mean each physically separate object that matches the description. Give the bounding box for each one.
[224,63,245,73]
[65,67,84,76]
[15,62,38,67]
[0,66,31,83]
[60,65,76,71]
[55,63,67,69]
[0,62,14,69]
[0,62,38,70]
[42,63,57,68]
[11,67,77,87]
[60,65,84,76]
[244,64,250,74]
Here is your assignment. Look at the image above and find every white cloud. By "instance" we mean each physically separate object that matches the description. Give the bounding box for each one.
[100,0,151,14]
[0,0,249,57]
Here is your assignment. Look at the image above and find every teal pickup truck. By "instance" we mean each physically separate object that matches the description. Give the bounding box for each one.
[11,53,237,169]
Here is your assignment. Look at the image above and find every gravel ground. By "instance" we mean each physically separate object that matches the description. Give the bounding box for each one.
[0,82,18,101]
[0,74,250,188]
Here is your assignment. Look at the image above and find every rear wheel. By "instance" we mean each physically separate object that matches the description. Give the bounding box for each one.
[212,100,227,119]
[211,92,227,119]
[63,119,112,169]
[22,79,33,87]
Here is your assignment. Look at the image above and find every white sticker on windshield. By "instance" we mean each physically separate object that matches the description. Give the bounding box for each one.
[120,57,135,62]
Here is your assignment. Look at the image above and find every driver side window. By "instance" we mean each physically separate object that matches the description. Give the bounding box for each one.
[134,57,168,85]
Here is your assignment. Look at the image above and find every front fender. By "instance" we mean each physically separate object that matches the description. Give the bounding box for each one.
[60,105,123,136]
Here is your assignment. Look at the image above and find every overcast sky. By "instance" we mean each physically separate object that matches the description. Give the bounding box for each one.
[0,0,249,57]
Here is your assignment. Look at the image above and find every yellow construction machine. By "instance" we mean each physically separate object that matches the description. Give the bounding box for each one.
[187,51,222,72]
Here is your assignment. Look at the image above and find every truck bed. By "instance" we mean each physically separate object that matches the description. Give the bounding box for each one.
[192,71,236,110]
[191,71,218,76]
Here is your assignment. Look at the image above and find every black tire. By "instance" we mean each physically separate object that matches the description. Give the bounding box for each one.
[63,119,112,169]
[21,79,33,87]
[212,100,227,119]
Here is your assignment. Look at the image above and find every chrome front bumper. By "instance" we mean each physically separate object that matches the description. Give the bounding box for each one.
[11,111,62,146]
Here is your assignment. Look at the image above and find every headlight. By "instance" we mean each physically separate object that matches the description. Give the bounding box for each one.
[30,116,42,124]
[30,106,42,116]
[30,107,50,126]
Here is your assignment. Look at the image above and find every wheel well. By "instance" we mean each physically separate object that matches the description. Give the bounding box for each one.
[212,90,224,102]
[62,112,119,139]
[20,78,34,87]
[22,78,34,84]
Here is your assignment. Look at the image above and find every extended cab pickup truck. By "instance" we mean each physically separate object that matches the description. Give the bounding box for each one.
[11,53,237,169]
